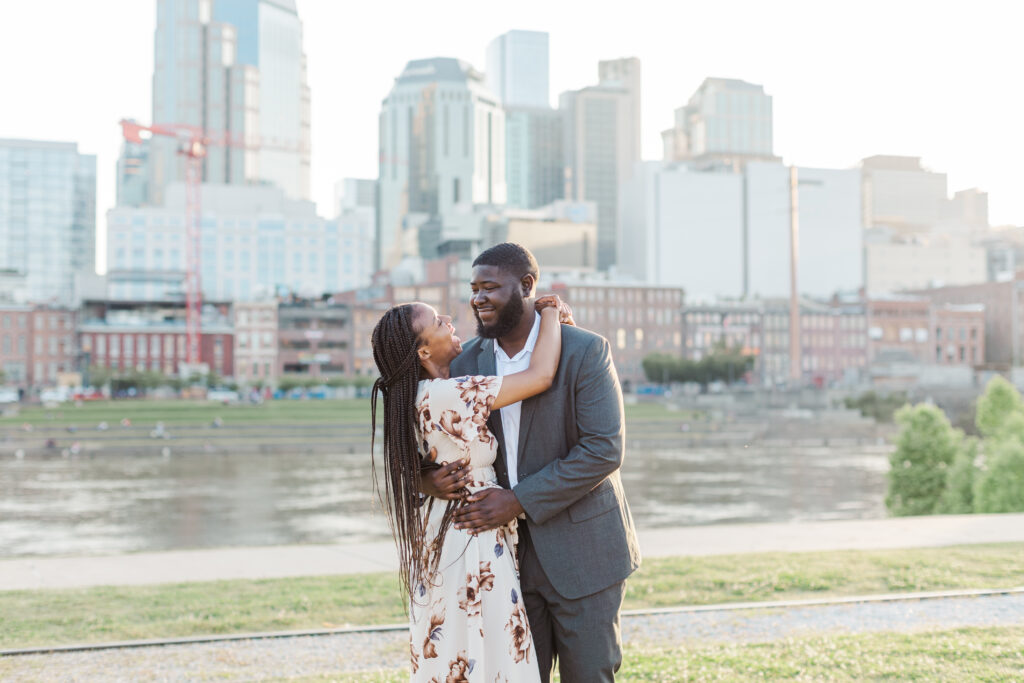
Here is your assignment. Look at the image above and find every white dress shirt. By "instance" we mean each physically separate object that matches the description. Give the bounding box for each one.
[493,312,541,488]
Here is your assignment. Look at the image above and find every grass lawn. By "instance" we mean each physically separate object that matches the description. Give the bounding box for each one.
[323,626,1024,682]
[0,398,690,429]
[2,543,1022,650]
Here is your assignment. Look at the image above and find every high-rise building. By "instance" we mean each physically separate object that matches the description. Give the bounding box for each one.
[662,78,775,168]
[860,156,949,233]
[744,162,862,299]
[106,184,373,302]
[144,0,311,205]
[505,107,563,209]
[0,139,97,305]
[334,178,377,216]
[619,161,745,300]
[485,30,550,108]
[377,58,506,269]
[620,160,863,300]
[561,57,642,270]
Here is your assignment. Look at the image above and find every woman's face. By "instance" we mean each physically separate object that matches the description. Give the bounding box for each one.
[411,303,462,368]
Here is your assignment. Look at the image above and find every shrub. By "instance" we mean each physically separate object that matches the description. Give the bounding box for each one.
[886,404,961,516]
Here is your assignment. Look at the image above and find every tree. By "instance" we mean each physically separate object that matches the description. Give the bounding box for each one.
[88,365,113,389]
[642,347,755,388]
[886,404,962,516]
[975,376,1024,438]
[973,438,1024,513]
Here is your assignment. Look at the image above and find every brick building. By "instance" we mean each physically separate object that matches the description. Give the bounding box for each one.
[867,295,985,366]
[277,300,352,379]
[0,305,78,390]
[234,301,278,385]
[684,298,869,388]
[911,277,1016,366]
[551,282,684,387]
[78,300,234,379]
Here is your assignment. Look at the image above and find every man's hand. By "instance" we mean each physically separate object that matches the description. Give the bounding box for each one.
[420,458,472,500]
[453,488,524,534]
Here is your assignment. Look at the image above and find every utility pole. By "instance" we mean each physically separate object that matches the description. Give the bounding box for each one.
[789,166,801,384]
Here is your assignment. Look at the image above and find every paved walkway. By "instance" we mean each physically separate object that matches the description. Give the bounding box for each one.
[3,513,1024,592]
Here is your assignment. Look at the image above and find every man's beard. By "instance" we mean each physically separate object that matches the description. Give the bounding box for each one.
[475,293,525,339]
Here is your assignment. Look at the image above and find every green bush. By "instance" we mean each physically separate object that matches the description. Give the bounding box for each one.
[935,439,977,514]
[845,391,909,423]
[886,404,961,516]
[973,438,1024,513]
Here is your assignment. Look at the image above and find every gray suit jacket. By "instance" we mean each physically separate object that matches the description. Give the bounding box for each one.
[450,324,641,600]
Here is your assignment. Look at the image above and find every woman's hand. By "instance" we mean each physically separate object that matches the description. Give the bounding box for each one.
[420,458,472,500]
[535,294,576,326]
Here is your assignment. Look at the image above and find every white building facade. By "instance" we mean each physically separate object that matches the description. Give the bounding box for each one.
[620,160,863,301]
[106,184,372,302]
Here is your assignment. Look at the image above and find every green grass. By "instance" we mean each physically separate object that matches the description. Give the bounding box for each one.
[0,398,371,427]
[0,398,690,428]
[2,543,1022,650]
[244,627,1024,681]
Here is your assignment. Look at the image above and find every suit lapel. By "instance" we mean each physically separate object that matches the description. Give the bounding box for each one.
[476,339,510,489]
[517,395,538,473]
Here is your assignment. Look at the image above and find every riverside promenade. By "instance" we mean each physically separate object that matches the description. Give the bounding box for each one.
[4,513,1024,591]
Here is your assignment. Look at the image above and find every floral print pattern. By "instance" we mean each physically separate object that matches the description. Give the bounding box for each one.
[410,376,539,682]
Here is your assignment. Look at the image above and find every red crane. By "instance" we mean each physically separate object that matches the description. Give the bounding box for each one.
[119,119,306,371]
[120,119,221,369]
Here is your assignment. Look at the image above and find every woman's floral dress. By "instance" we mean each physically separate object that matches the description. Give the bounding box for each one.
[409,375,539,683]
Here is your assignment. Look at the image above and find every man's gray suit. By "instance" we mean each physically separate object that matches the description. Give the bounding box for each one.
[451,324,641,681]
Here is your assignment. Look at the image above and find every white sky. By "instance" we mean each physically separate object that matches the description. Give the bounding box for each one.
[2,0,1022,274]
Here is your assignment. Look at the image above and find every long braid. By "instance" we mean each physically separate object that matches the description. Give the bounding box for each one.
[370,304,432,602]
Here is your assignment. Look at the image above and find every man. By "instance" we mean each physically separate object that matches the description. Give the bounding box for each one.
[423,243,641,682]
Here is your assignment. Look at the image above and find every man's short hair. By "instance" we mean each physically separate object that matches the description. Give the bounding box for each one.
[473,242,539,280]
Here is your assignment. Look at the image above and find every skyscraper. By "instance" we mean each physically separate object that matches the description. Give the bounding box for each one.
[561,57,642,270]
[505,107,563,209]
[377,58,506,269]
[485,30,550,108]
[0,139,96,305]
[662,78,775,168]
[144,0,311,205]
[487,30,563,212]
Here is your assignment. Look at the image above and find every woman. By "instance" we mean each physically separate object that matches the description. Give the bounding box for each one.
[370,296,565,682]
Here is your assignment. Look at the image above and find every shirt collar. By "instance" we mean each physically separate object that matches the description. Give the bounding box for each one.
[494,312,541,363]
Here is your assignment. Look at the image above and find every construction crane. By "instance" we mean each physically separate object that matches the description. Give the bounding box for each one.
[120,119,226,369]
[120,119,307,370]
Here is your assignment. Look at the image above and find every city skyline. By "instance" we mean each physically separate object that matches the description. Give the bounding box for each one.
[2,0,1022,277]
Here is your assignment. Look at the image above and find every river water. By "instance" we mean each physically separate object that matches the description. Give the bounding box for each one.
[0,445,890,558]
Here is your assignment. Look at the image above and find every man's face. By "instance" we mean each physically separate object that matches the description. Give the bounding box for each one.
[470,264,528,339]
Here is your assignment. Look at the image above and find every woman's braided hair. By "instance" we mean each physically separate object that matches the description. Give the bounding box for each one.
[370,303,439,602]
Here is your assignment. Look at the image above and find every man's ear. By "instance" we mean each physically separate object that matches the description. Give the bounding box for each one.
[520,274,536,297]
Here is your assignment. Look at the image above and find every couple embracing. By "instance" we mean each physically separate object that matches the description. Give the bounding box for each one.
[370,243,640,682]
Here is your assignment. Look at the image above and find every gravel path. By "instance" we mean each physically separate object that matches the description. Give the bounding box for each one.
[3,593,1023,681]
